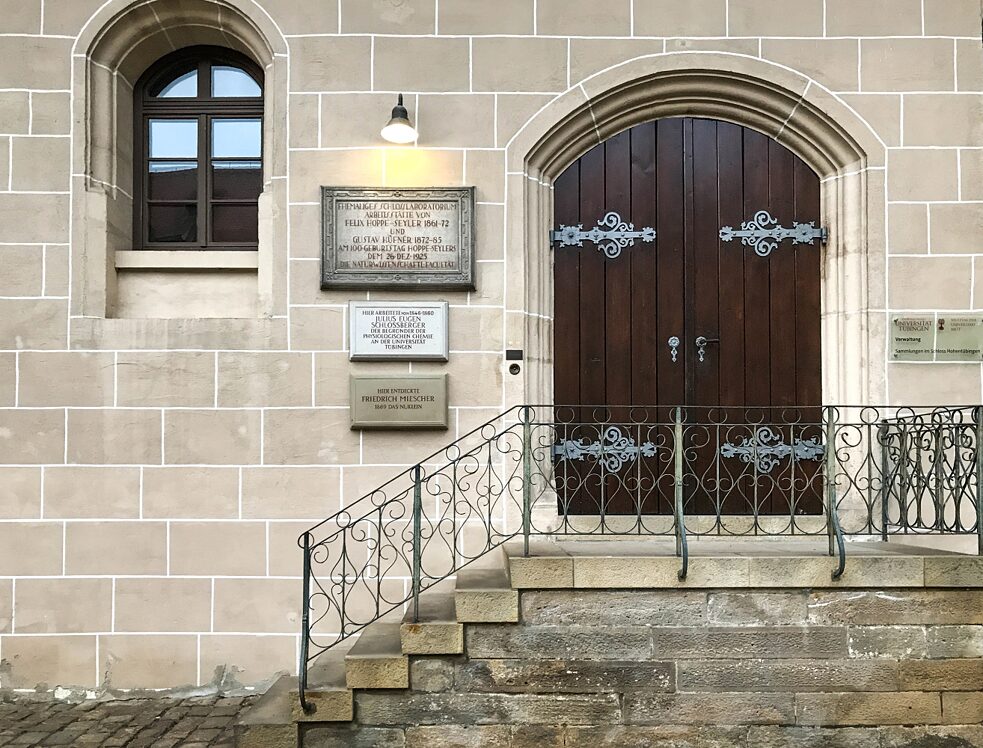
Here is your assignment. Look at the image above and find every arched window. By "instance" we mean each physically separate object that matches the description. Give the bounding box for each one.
[134,47,264,250]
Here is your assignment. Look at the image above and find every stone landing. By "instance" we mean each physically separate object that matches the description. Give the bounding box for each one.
[237,538,983,748]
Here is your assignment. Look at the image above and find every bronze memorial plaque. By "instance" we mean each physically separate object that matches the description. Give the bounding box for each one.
[321,187,475,290]
[350,374,449,430]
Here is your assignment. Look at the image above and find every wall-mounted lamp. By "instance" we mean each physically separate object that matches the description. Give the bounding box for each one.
[380,93,417,144]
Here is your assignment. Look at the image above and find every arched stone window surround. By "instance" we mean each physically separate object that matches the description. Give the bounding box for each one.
[70,0,288,343]
[503,52,888,408]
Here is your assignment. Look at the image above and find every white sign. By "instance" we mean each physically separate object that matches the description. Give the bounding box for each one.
[349,301,449,361]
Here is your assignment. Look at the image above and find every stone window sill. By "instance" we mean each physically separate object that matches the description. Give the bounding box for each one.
[115,250,260,270]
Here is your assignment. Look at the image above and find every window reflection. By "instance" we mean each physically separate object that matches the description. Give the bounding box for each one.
[212,119,261,158]
[157,70,197,98]
[212,161,262,200]
[212,66,261,97]
[149,119,198,159]
[148,162,198,201]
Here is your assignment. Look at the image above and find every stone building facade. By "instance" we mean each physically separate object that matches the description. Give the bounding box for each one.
[0,0,981,693]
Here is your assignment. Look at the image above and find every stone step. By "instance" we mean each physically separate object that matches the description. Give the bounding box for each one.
[345,623,409,689]
[455,567,519,623]
[296,654,354,722]
[400,592,464,655]
[234,674,296,748]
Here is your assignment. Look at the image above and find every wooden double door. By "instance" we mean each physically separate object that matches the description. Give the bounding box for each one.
[552,117,823,515]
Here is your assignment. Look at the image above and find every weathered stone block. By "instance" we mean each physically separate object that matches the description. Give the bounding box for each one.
[749,557,924,588]
[301,725,404,748]
[405,726,509,748]
[509,726,565,748]
[508,556,573,588]
[746,726,883,748]
[899,659,983,691]
[355,692,621,726]
[677,659,899,693]
[707,592,808,625]
[577,556,752,589]
[652,627,847,659]
[522,590,706,626]
[924,557,983,588]
[809,590,983,625]
[925,626,983,659]
[410,657,455,692]
[456,659,674,694]
[624,693,795,726]
[942,692,983,725]
[848,626,927,659]
[566,726,747,748]
[456,570,519,623]
[797,692,943,726]
[465,625,651,660]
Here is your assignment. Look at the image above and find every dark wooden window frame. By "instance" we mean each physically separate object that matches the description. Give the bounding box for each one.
[133,46,264,251]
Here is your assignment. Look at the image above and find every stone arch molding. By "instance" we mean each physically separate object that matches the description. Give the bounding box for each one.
[505,53,887,408]
[71,0,288,319]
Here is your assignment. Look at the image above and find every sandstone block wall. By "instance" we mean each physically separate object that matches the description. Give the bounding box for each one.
[0,0,981,691]
[302,588,983,747]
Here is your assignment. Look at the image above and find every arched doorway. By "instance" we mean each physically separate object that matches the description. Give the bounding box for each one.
[552,117,824,515]
[505,54,887,418]
[553,117,822,412]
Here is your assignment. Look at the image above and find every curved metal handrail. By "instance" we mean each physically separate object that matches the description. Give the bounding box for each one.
[297,403,981,711]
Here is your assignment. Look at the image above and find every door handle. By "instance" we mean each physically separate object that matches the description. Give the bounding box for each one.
[695,336,719,363]
[668,336,680,363]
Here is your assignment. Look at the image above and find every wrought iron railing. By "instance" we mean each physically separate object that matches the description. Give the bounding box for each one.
[298,404,982,711]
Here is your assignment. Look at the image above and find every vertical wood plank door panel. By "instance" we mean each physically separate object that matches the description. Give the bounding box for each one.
[552,117,822,515]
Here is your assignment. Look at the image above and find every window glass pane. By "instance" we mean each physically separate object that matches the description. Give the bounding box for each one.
[212,161,262,200]
[157,69,197,98]
[150,119,198,158]
[212,66,261,97]
[148,205,197,242]
[212,204,258,243]
[212,118,261,158]
[149,162,197,200]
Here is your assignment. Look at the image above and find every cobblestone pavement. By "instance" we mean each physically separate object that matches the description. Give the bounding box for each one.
[0,694,256,747]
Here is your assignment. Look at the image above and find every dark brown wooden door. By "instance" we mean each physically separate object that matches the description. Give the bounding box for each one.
[553,117,822,515]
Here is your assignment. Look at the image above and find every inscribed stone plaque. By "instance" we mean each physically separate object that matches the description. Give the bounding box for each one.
[936,315,983,361]
[350,374,448,430]
[891,315,935,361]
[349,301,448,361]
[321,187,475,290]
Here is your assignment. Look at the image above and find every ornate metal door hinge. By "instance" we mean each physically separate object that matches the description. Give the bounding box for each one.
[720,426,825,474]
[550,211,656,259]
[553,426,657,472]
[719,210,827,257]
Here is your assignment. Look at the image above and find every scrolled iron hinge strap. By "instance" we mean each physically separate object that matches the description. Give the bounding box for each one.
[550,211,656,259]
[552,425,656,473]
[719,209,827,257]
[720,426,825,474]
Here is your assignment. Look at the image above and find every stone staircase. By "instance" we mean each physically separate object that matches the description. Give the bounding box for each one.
[237,538,983,748]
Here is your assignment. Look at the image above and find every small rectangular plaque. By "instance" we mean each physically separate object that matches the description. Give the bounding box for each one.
[349,301,448,361]
[891,315,935,362]
[936,315,983,361]
[350,374,449,430]
[321,187,475,290]
[892,314,983,362]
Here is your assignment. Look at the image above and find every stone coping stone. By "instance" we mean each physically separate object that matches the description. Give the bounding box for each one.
[455,567,519,623]
[504,541,983,589]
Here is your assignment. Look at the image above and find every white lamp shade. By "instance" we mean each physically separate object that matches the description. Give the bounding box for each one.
[381,119,417,144]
